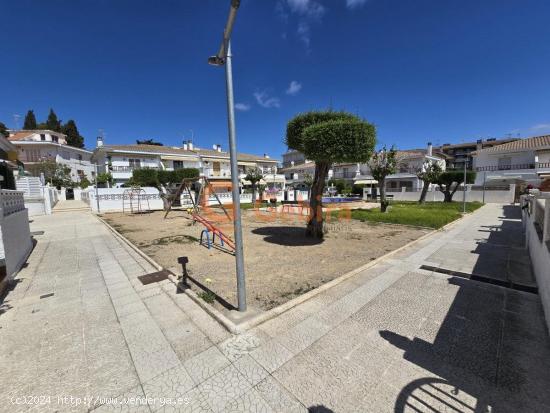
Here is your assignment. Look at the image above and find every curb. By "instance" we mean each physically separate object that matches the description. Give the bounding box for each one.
[94,206,481,334]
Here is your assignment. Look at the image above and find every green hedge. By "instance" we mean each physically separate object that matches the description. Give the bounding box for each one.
[130,168,200,188]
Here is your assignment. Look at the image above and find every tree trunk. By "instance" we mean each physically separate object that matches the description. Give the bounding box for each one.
[418,180,429,204]
[306,162,330,239]
[251,184,257,205]
[379,178,389,212]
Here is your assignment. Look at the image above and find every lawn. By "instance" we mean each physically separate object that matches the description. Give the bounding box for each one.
[338,201,483,229]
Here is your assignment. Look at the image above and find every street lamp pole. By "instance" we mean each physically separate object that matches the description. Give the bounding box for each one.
[209,0,246,311]
[462,160,467,213]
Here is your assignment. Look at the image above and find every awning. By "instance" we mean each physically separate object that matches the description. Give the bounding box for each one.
[161,155,198,161]
[238,161,256,167]
[241,178,268,185]
[354,179,378,185]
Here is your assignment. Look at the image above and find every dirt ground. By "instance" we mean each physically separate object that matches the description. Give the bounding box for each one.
[102,208,430,312]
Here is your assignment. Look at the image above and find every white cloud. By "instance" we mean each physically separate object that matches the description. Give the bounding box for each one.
[254,91,281,109]
[297,22,311,47]
[234,103,251,112]
[531,123,550,131]
[287,0,325,19]
[286,80,303,95]
[346,0,367,9]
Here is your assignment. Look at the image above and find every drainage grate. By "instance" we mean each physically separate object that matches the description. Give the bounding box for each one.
[40,292,54,299]
[138,270,171,285]
[419,265,538,294]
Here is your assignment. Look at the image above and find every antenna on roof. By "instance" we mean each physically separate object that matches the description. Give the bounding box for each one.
[13,114,20,130]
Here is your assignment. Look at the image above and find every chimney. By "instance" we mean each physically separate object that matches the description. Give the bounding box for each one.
[476,139,483,150]
[264,153,270,159]
[291,160,295,166]
[96,136,104,147]
[427,142,432,156]
[217,144,222,152]
[183,142,188,150]
[188,141,193,150]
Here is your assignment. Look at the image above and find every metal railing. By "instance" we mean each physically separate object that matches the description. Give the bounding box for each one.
[111,165,159,172]
[476,163,535,172]
[332,171,356,179]
[537,162,550,169]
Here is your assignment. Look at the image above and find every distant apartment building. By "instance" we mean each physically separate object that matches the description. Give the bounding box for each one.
[8,130,94,182]
[435,137,518,170]
[472,135,550,186]
[282,150,309,168]
[92,138,284,189]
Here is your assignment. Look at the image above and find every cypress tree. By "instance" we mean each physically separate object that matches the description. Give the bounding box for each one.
[46,108,61,132]
[62,120,85,148]
[23,110,37,129]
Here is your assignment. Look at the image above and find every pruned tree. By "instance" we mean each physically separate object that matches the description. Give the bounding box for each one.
[416,160,443,204]
[435,170,476,202]
[368,146,398,212]
[245,168,264,204]
[46,108,61,132]
[23,110,37,129]
[286,111,376,238]
[62,120,85,148]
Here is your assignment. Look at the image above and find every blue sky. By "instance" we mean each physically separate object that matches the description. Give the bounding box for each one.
[2,0,550,159]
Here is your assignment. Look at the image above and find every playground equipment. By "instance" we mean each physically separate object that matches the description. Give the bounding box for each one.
[164,176,232,221]
[194,213,235,252]
[122,187,151,214]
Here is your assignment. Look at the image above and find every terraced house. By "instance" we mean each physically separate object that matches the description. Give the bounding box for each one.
[92,137,284,190]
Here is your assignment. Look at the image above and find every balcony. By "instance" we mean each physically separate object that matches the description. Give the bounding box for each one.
[476,163,536,172]
[110,165,159,172]
[332,171,357,179]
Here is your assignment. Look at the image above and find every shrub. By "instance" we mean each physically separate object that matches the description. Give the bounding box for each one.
[129,168,159,187]
[79,176,90,189]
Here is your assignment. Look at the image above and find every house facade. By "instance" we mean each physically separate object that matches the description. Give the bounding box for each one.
[92,138,284,190]
[8,130,94,183]
[435,137,518,170]
[472,135,550,186]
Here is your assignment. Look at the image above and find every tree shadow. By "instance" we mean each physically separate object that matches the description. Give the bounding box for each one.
[251,226,324,246]
[308,406,335,413]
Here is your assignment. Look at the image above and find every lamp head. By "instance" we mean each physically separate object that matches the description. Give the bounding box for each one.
[208,55,225,66]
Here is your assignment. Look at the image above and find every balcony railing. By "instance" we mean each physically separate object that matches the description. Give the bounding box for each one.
[537,162,550,169]
[111,165,159,172]
[332,171,356,179]
[476,163,535,172]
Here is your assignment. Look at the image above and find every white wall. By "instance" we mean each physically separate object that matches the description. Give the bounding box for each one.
[380,185,515,203]
[522,195,550,334]
[0,190,32,287]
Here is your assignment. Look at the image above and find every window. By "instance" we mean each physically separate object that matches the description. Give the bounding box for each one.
[173,160,184,170]
[129,158,141,169]
[78,154,82,161]
[27,149,41,162]
[498,157,512,170]
[40,134,46,141]
[52,136,58,143]
[77,170,84,177]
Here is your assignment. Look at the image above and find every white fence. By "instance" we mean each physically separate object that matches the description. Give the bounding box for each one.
[378,185,516,203]
[16,177,59,216]
[522,193,550,334]
[0,190,32,290]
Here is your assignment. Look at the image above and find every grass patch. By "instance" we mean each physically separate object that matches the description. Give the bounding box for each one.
[197,290,216,304]
[337,201,483,229]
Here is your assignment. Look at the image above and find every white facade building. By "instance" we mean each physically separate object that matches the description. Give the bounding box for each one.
[92,138,284,189]
[472,135,550,186]
[8,130,94,183]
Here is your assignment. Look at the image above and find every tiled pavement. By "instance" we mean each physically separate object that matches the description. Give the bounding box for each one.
[1,204,549,412]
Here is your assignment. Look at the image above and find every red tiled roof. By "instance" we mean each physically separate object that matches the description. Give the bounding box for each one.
[8,132,34,141]
[473,135,550,154]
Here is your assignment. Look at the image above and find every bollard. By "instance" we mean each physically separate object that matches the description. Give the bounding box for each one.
[177,256,189,286]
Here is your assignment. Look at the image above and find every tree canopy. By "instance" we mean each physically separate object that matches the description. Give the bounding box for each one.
[368,146,398,212]
[286,110,376,237]
[46,108,61,132]
[62,120,85,148]
[23,110,37,129]
[0,122,8,138]
[435,169,476,202]
[136,139,163,146]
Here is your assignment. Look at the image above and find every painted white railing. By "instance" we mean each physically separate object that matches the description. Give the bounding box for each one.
[522,192,550,334]
[0,190,26,217]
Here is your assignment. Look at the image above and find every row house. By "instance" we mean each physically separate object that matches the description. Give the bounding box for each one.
[472,135,550,187]
[8,129,94,183]
[92,138,283,190]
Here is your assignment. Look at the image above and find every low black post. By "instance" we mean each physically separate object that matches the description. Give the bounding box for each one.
[177,256,189,287]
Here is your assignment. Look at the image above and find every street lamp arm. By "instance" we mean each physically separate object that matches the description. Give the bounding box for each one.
[210,0,240,65]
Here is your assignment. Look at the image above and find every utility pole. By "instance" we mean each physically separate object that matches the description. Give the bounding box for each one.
[208,0,247,311]
[462,160,467,213]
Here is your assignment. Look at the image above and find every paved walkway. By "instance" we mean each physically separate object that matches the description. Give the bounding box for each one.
[1,204,549,412]
[52,199,90,212]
